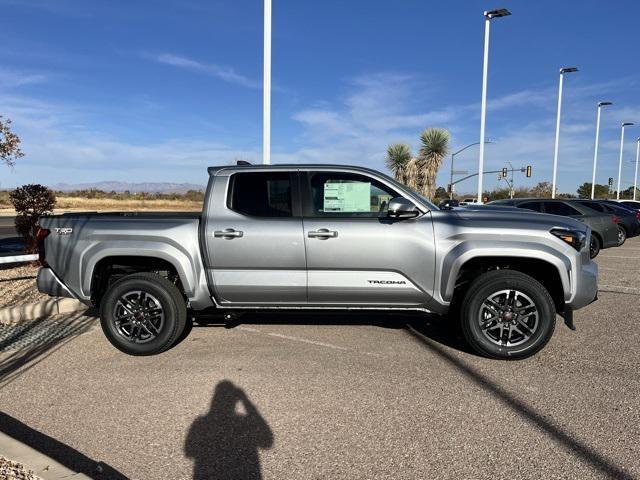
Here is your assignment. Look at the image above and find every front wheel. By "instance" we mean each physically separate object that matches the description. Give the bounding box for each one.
[589,235,601,259]
[617,226,627,246]
[100,272,187,355]
[459,270,556,360]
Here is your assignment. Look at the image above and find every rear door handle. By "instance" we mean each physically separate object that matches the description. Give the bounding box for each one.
[308,229,338,239]
[214,229,244,239]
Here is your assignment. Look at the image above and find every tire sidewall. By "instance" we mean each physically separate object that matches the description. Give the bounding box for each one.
[618,226,627,246]
[100,276,182,355]
[590,235,600,259]
[462,272,555,359]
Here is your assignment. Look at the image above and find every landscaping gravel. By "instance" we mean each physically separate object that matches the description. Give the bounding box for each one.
[0,265,47,313]
[0,457,42,480]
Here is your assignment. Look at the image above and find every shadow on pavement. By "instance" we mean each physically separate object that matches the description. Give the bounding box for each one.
[0,411,127,479]
[405,325,634,480]
[185,380,273,480]
[0,313,92,388]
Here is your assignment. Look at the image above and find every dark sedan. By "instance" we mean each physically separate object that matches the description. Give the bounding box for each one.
[570,200,640,245]
[488,198,619,258]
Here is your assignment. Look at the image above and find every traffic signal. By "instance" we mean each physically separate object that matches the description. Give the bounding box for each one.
[502,167,508,177]
[608,177,614,186]
[526,165,532,177]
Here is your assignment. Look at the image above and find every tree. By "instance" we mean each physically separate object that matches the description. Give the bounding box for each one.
[434,186,448,200]
[530,181,552,198]
[385,143,412,183]
[10,184,56,252]
[0,116,24,168]
[576,182,609,199]
[418,128,450,200]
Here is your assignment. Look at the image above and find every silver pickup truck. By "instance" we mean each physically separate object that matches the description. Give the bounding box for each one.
[36,164,598,359]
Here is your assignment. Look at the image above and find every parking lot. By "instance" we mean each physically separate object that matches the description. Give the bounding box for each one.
[0,239,639,479]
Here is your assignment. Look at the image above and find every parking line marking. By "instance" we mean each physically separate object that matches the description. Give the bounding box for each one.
[597,255,640,259]
[237,326,385,357]
[599,285,640,295]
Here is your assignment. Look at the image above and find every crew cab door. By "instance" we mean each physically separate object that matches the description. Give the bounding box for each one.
[203,170,307,305]
[301,170,435,306]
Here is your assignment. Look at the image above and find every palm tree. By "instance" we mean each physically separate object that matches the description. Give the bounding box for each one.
[418,128,450,199]
[385,143,412,183]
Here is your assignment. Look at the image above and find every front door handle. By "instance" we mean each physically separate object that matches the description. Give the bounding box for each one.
[308,229,338,239]
[214,228,244,239]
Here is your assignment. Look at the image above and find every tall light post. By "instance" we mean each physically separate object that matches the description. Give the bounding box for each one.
[263,0,272,164]
[477,8,510,203]
[450,141,493,199]
[551,67,578,198]
[590,101,612,199]
[634,138,640,201]
[617,122,634,200]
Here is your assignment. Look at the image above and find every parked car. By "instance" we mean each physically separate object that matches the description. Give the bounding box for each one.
[618,199,640,211]
[570,199,640,245]
[36,164,598,360]
[489,198,619,258]
[438,198,459,209]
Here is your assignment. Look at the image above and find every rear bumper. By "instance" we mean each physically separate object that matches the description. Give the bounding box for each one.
[567,259,598,311]
[36,267,76,299]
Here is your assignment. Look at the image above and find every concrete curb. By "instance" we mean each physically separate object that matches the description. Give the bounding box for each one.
[0,298,86,324]
[0,431,92,480]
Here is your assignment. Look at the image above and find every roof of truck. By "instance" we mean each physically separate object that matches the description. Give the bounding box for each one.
[207,164,384,175]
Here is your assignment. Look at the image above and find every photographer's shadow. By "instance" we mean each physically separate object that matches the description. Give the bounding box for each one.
[185,380,273,480]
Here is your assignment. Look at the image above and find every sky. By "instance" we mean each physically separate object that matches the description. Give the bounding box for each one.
[0,0,639,194]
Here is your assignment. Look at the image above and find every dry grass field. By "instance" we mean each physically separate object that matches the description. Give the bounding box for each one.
[0,196,203,215]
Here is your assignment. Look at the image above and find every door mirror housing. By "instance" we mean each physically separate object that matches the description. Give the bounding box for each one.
[387,197,420,219]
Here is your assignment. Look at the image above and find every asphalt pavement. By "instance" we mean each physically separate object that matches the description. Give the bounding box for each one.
[0,239,639,479]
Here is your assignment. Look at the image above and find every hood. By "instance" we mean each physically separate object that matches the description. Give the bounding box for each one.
[435,207,588,234]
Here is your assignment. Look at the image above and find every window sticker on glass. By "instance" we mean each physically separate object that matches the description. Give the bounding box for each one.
[323,181,371,212]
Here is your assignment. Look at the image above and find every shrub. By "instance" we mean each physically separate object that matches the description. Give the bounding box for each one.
[10,184,56,252]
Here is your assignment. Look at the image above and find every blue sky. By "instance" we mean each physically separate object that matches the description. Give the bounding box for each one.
[0,0,639,194]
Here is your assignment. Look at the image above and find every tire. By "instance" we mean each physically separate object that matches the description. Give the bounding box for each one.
[459,270,556,360]
[617,226,627,246]
[99,272,187,356]
[590,234,601,259]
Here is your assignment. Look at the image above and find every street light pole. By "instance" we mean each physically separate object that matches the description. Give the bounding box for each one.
[477,8,510,204]
[450,141,492,199]
[635,138,640,201]
[263,0,272,165]
[590,101,612,199]
[617,122,634,200]
[551,67,578,199]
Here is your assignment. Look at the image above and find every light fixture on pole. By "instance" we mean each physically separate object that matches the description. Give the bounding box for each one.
[634,138,640,201]
[477,8,511,203]
[590,101,612,199]
[617,122,634,200]
[263,0,272,165]
[551,67,578,198]
[450,141,493,199]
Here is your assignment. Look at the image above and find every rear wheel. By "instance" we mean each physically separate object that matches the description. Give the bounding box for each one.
[100,272,187,355]
[460,270,556,360]
[589,234,601,259]
[617,226,627,246]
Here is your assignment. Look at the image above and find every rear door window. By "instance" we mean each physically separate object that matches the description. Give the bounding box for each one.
[518,201,544,212]
[229,172,293,217]
[543,202,581,216]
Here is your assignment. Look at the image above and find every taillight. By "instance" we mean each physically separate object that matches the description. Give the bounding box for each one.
[612,215,619,224]
[636,211,640,221]
[36,228,50,266]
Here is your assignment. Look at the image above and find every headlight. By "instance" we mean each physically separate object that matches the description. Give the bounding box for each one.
[551,228,586,251]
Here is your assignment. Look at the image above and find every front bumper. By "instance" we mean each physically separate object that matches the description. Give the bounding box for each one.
[567,259,598,311]
[36,267,76,299]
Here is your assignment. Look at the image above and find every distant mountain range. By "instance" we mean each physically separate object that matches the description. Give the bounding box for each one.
[51,181,205,193]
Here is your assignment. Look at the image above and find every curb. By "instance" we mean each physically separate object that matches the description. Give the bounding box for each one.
[0,431,92,480]
[0,298,86,324]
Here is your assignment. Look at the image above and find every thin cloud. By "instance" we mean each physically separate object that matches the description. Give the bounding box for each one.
[151,53,259,89]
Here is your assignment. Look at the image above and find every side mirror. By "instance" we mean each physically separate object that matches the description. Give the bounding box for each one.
[387,197,420,219]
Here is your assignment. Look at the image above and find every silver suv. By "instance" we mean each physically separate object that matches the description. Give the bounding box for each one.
[36,164,598,359]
